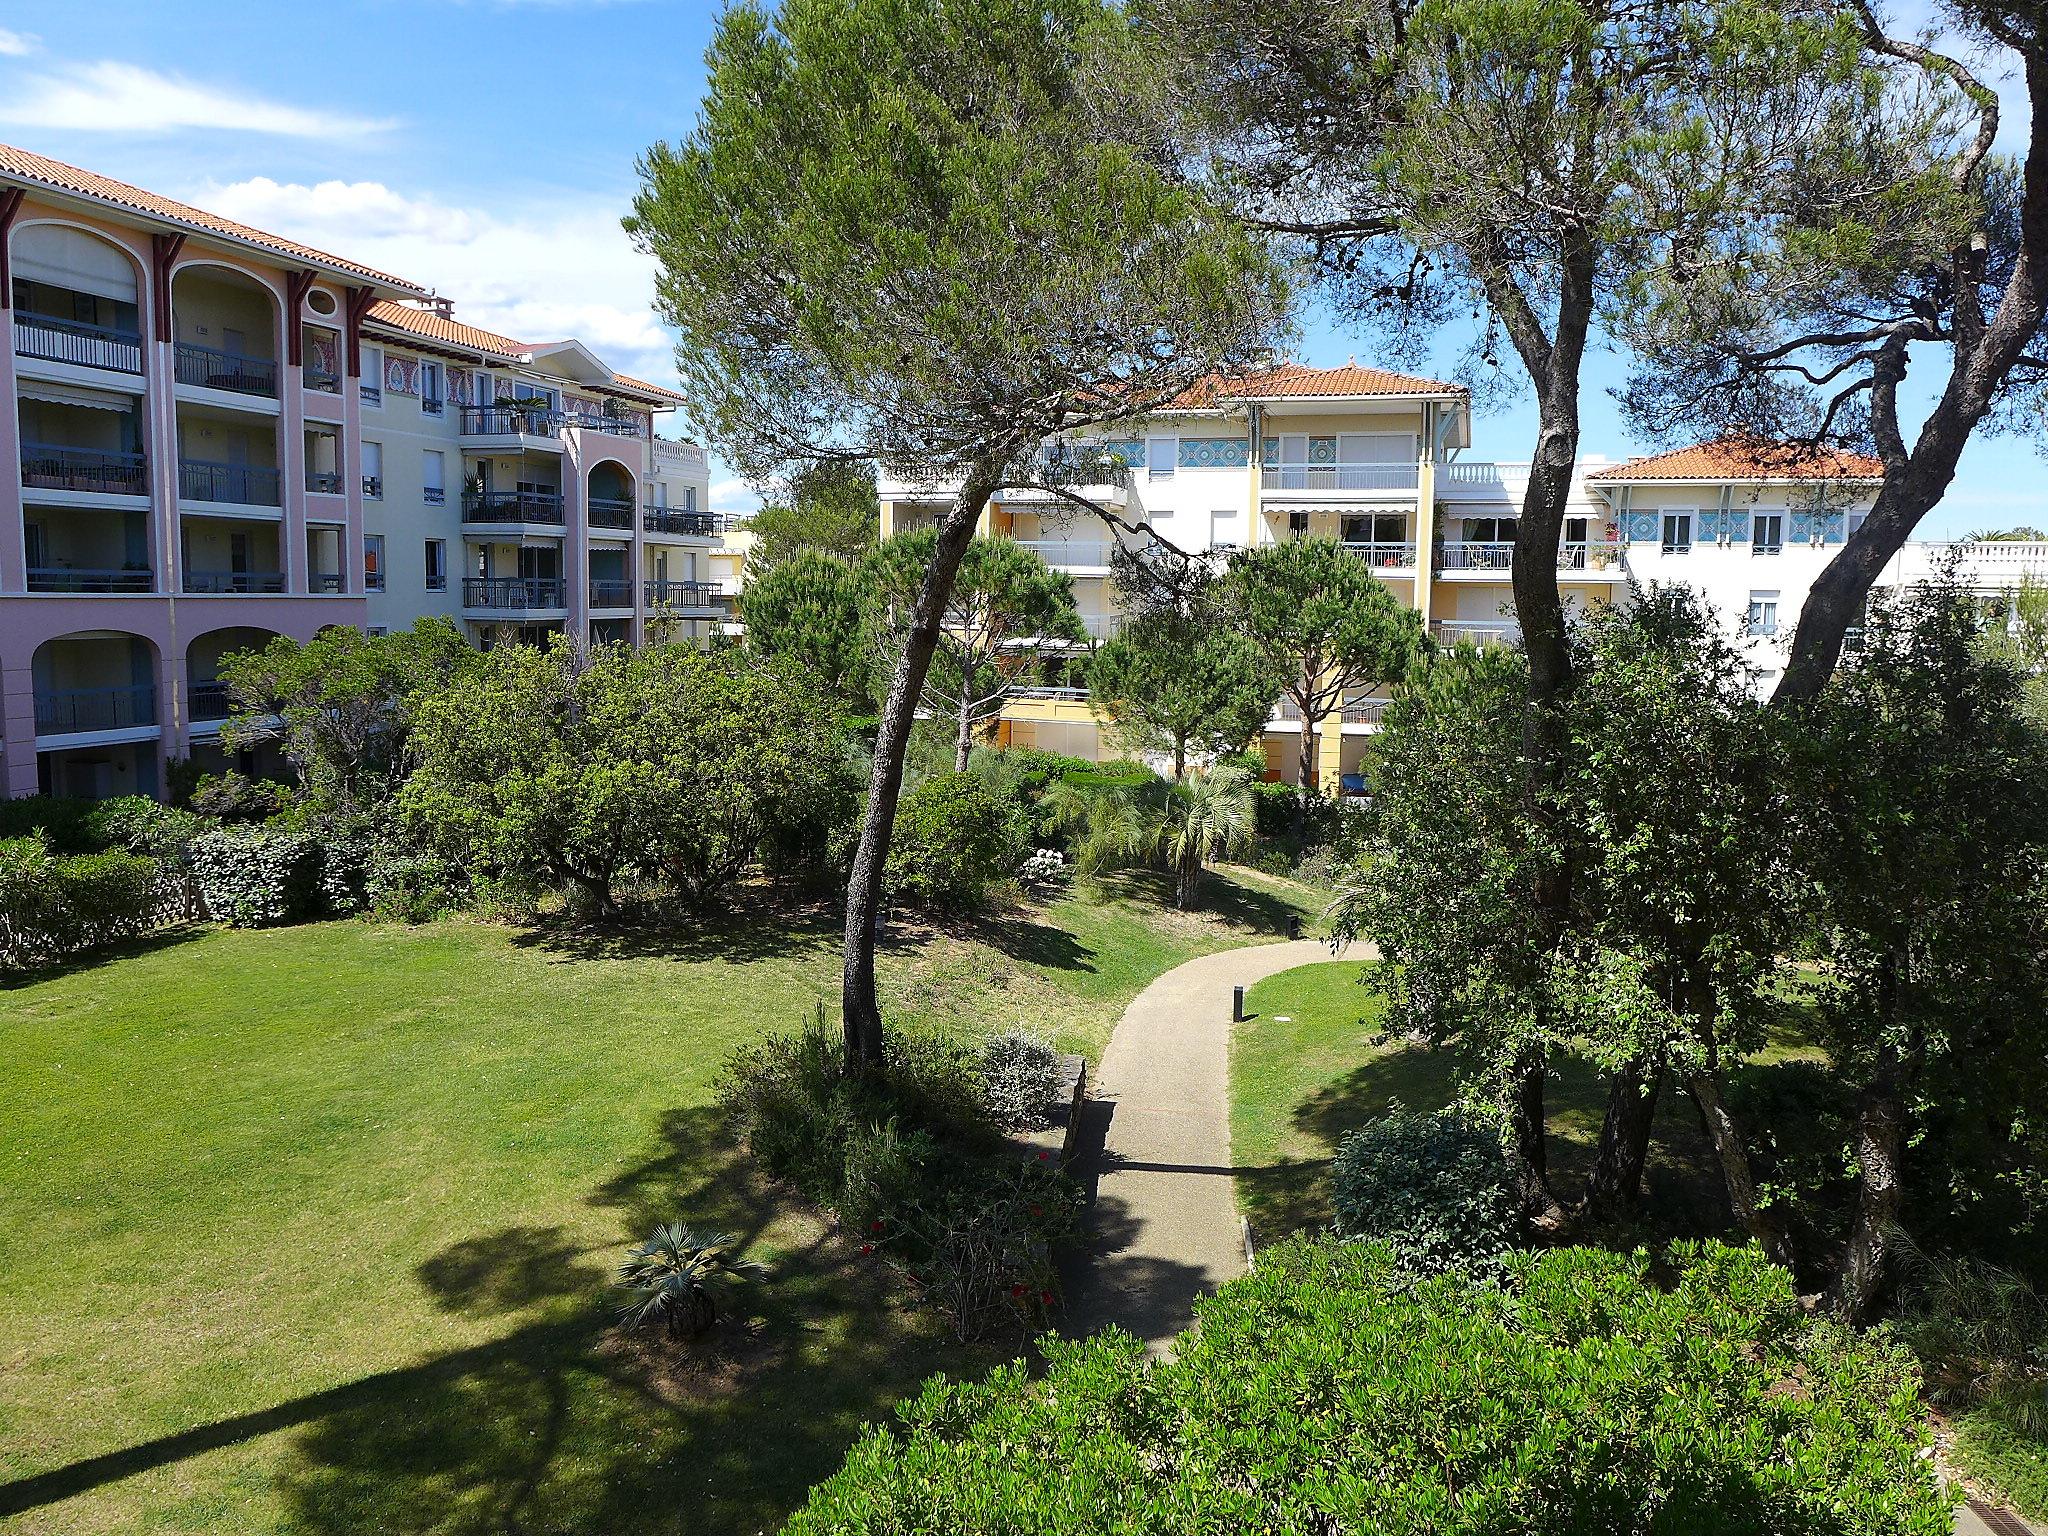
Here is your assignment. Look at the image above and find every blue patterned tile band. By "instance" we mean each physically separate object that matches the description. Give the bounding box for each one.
[1622,511,1659,543]
[1698,510,1725,542]
[1177,437,1250,469]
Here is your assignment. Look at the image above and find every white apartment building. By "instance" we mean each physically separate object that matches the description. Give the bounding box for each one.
[0,144,710,801]
[877,364,2048,783]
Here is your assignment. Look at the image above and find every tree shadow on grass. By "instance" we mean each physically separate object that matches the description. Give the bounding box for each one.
[0,922,212,991]
[951,909,1098,973]
[507,891,845,966]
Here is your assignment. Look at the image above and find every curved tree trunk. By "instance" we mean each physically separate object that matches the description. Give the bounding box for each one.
[1580,1055,1664,1221]
[842,463,1000,1073]
[1827,1083,1905,1322]
[1685,1070,1796,1269]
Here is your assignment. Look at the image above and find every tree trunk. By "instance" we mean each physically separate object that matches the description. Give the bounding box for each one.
[1684,1070,1796,1269]
[954,665,975,772]
[1176,838,1202,910]
[1580,1056,1664,1221]
[1172,737,1187,782]
[1827,1083,1905,1323]
[842,464,1001,1074]
[1507,1044,1565,1229]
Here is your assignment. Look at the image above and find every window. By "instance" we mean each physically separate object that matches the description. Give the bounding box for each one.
[362,441,383,500]
[1746,591,1780,637]
[1146,436,1176,481]
[682,485,698,513]
[424,538,446,592]
[360,346,382,406]
[1287,511,1310,537]
[422,450,445,506]
[1464,516,1518,543]
[654,481,668,509]
[1342,512,1408,545]
[1661,511,1692,554]
[1564,516,1588,544]
[419,361,442,415]
[364,534,386,592]
[1751,511,1784,554]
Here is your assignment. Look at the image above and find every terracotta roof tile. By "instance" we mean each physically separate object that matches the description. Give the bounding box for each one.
[0,141,421,291]
[364,300,524,360]
[1590,438,1885,482]
[604,371,686,404]
[1173,361,1464,407]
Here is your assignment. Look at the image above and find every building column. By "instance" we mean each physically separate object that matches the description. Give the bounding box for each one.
[564,439,589,642]
[1412,401,1440,632]
[1,655,38,797]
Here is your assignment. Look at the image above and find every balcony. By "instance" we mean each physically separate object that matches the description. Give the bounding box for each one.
[175,341,277,398]
[14,313,143,375]
[309,572,345,594]
[305,365,341,395]
[27,566,152,594]
[566,406,641,435]
[424,487,446,506]
[306,470,344,496]
[34,683,156,735]
[1342,540,1419,571]
[1262,462,1420,494]
[459,404,564,437]
[179,459,282,508]
[1341,697,1392,727]
[462,489,565,525]
[20,443,148,497]
[588,495,637,531]
[1431,619,1518,648]
[185,570,286,595]
[361,380,381,407]
[1436,541,1624,575]
[463,576,567,610]
[1014,540,1113,569]
[590,577,635,608]
[363,475,383,500]
[643,508,715,537]
[644,578,717,607]
[187,681,231,722]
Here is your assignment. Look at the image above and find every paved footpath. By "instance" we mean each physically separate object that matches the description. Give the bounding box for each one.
[1059,937,1332,1353]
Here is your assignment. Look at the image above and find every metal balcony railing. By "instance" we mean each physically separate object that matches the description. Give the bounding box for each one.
[20,442,148,496]
[185,570,286,594]
[1558,540,1623,571]
[360,380,381,407]
[588,495,637,529]
[366,568,385,592]
[175,340,277,396]
[463,576,567,609]
[179,458,281,506]
[14,312,144,374]
[1431,620,1518,648]
[644,578,717,606]
[1262,462,1420,491]
[566,407,642,434]
[422,397,444,417]
[423,487,446,505]
[1013,540,1113,567]
[362,475,383,500]
[462,489,565,524]
[309,572,345,594]
[35,683,157,735]
[459,404,564,436]
[1011,685,1090,702]
[590,577,635,607]
[304,366,341,394]
[1341,697,1392,726]
[643,507,715,536]
[27,566,152,593]
[187,681,231,721]
[306,470,344,495]
[1438,541,1515,572]
[1341,540,1418,569]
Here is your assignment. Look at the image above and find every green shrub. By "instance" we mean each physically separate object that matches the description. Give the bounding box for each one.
[188,827,325,927]
[1331,1104,1519,1277]
[1953,1395,2048,1521]
[882,1156,1082,1340]
[615,1224,765,1342]
[184,771,293,824]
[81,797,206,864]
[839,1118,940,1235]
[886,772,1026,913]
[785,1240,1950,1534]
[365,848,463,923]
[978,1030,1063,1129]
[0,833,163,969]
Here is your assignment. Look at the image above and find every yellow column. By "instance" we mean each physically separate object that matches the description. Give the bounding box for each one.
[1413,403,1439,631]
[1317,715,1345,787]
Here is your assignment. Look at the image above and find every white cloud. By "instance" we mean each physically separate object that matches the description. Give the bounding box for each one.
[0,27,40,56]
[710,478,762,516]
[0,61,392,140]
[200,178,484,243]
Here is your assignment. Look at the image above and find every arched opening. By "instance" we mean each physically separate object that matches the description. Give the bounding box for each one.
[587,460,637,529]
[10,223,145,374]
[182,625,289,785]
[171,264,279,398]
[31,630,161,798]
[587,459,637,611]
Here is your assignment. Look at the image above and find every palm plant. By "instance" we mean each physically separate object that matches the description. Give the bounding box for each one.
[1044,766,1254,911]
[1163,766,1256,910]
[615,1223,765,1341]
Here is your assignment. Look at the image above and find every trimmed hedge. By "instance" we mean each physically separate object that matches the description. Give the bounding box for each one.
[1331,1103,1520,1277]
[785,1240,1952,1535]
[0,834,162,969]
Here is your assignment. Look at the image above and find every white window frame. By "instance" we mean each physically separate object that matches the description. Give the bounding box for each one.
[1146,435,1176,481]
[1751,509,1784,556]
[1661,510,1693,554]
[362,440,383,500]
[1747,590,1780,637]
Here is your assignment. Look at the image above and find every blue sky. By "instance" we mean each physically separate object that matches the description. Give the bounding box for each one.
[0,0,2033,533]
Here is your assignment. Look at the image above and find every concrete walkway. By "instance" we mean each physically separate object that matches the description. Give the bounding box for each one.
[1060,937,1329,1353]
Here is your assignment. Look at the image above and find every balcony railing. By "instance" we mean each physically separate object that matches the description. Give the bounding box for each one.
[14,312,144,374]
[644,578,718,606]
[590,577,635,607]
[306,470,343,495]
[366,568,385,592]
[588,495,637,530]
[20,442,148,496]
[180,458,282,506]
[361,381,382,407]
[1438,541,1515,572]
[1014,540,1113,567]
[185,570,286,594]
[27,566,152,593]
[459,404,564,436]
[309,572,345,594]
[1557,540,1623,571]
[463,576,567,610]
[424,487,446,505]
[462,489,565,524]
[1262,463,1420,492]
[643,508,715,537]
[175,341,277,397]
[187,681,231,721]
[1341,697,1393,726]
[422,397,444,417]
[363,475,383,500]
[1341,541,1418,569]
[1431,620,1518,648]
[305,366,341,394]
[1011,685,1090,702]
[35,683,157,735]
[567,407,642,435]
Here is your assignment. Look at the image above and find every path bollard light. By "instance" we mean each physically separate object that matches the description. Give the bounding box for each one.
[1232,984,1245,1022]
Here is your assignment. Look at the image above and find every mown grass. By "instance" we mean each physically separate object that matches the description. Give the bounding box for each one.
[0,869,1298,1536]
[1228,957,1824,1243]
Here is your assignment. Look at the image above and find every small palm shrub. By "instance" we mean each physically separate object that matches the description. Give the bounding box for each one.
[615,1224,765,1341]
[978,1030,1063,1129]
[1331,1104,1519,1278]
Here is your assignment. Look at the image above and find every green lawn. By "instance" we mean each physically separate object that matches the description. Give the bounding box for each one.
[1229,958,1822,1243]
[0,870,1302,1535]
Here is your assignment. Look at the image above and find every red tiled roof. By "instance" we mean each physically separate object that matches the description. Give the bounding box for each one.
[1590,438,1885,482]
[1174,361,1464,407]
[602,371,686,405]
[365,300,524,360]
[0,141,421,291]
